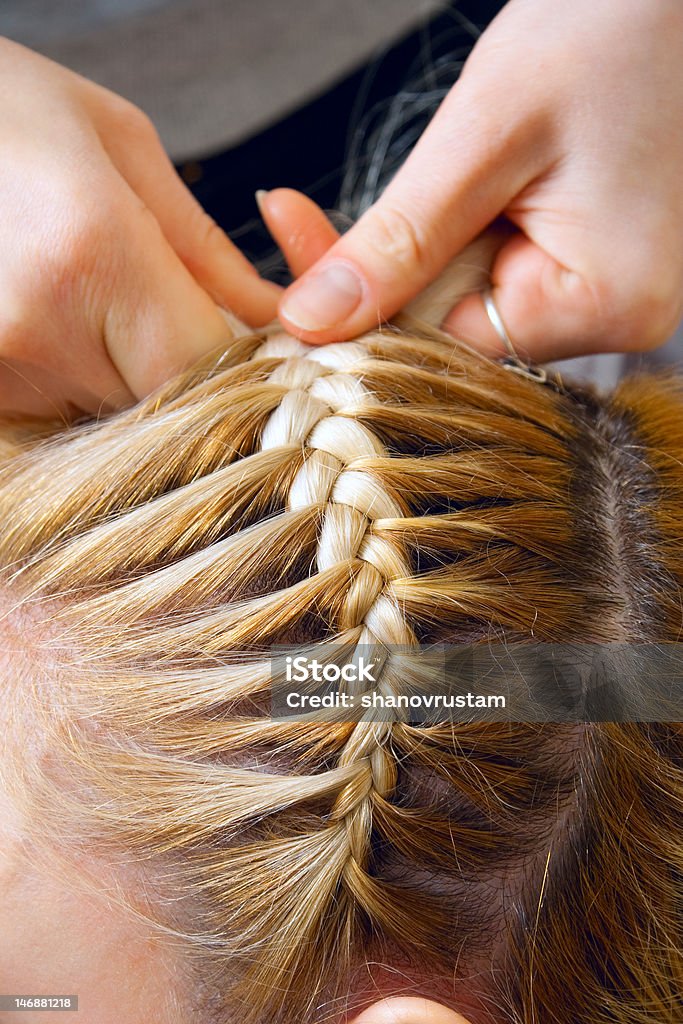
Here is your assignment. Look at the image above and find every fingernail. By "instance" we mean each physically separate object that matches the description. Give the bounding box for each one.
[255,189,269,214]
[280,263,363,331]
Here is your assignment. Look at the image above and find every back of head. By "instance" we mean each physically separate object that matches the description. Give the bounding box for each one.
[0,287,682,1022]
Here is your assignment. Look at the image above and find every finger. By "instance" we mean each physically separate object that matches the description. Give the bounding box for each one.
[278,79,547,343]
[257,188,340,277]
[93,96,281,325]
[442,234,656,363]
[104,199,236,398]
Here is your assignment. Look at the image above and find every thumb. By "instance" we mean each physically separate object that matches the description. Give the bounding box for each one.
[277,78,538,343]
[442,234,610,363]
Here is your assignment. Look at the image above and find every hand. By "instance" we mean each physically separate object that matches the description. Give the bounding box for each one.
[0,38,280,417]
[276,0,683,361]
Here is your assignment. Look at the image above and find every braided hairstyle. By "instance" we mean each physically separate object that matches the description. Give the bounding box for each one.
[0,299,682,1023]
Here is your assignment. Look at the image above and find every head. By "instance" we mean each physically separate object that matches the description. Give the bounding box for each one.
[0,278,682,1023]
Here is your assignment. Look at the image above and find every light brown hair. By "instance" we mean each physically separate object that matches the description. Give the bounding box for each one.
[0,305,682,1022]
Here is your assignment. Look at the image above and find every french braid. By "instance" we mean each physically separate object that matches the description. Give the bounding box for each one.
[0,294,681,1024]
[258,333,415,915]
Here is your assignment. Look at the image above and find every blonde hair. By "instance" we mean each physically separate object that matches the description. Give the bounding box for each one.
[0,256,682,1023]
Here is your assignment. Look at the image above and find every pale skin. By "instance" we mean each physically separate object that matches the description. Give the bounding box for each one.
[0,826,189,1024]
[0,609,473,1023]
[0,2,680,1013]
[1,0,683,417]
[0,38,280,417]
[278,0,683,359]
[0,794,471,1024]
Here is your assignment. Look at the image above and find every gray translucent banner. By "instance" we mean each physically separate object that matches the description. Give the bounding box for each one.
[0,996,78,1012]
[269,643,683,723]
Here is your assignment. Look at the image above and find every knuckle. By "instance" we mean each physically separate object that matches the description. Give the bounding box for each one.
[104,94,157,145]
[35,191,123,304]
[192,210,225,252]
[637,291,683,348]
[592,262,683,350]
[364,205,429,275]
[0,313,31,363]
[52,204,107,268]
[171,206,228,277]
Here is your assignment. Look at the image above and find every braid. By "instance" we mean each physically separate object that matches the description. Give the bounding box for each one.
[1,317,681,1024]
[256,333,414,901]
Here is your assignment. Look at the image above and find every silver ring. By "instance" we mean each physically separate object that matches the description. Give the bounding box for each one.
[482,288,517,360]
[481,287,549,386]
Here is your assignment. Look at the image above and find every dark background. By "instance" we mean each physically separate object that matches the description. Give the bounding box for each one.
[180,1,508,272]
